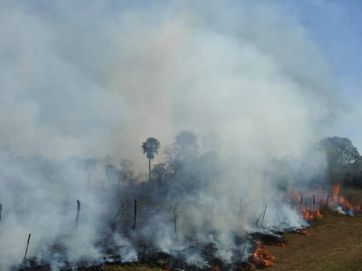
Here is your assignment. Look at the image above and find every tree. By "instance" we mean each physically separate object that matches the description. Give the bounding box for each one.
[168,131,199,172]
[174,131,198,160]
[151,163,168,186]
[119,159,133,187]
[142,137,160,181]
[84,158,97,186]
[105,164,118,184]
[319,137,361,184]
[319,137,360,167]
[165,131,201,194]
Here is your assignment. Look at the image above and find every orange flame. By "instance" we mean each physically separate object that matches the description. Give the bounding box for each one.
[331,183,340,197]
[329,183,361,212]
[250,242,275,268]
[289,182,361,222]
[301,208,322,221]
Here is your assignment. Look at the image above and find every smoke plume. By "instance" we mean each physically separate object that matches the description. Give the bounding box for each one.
[0,1,339,269]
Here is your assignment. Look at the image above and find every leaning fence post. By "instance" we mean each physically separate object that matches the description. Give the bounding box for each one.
[173,204,178,236]
[133,199,137,231]
[23,233,31,262]
[326,194,330,207]
[239,198,242,214]
[76,200,81,226]
[261,204,267,225]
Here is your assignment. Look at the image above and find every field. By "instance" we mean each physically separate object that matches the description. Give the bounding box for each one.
[267,209,362,271]
[267,187,362,271]
[93,189,362,271]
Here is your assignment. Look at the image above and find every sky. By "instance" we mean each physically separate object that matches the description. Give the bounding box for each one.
[282,0,362,150]
[1,0,362,156]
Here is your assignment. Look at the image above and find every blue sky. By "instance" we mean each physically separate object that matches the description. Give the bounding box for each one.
[288,0,362,92]
[283,0,362,149]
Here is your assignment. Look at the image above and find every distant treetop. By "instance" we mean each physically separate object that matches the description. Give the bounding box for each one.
[319,136,360,166]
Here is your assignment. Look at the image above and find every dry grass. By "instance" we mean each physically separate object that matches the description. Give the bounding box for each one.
[267,210,362,271]
[344,187,362,206]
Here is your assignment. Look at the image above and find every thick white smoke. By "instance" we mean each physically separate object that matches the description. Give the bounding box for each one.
[0,1,339,269]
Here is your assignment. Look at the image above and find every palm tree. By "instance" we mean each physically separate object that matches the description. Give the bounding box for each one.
[142,137,160,181]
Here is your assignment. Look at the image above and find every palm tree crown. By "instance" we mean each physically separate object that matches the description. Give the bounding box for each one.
[142,137,160,182]
[142,137,160,160]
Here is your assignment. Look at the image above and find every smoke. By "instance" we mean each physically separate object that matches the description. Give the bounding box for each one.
[0,0,340,269]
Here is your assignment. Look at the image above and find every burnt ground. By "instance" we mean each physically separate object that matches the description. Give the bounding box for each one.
[101,192,362,271]
[18,189,362,271]
[18,213,362,271]
[98,210,362,271]
[267,209,362,271]
[18,212,362,271]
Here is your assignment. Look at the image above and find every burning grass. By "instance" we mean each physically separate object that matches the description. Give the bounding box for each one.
[291,183,362,223]
[343,187,362,207]
[249,242,275,269]
[246,185,362,270]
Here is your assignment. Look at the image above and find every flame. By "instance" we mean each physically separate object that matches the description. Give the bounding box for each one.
[250,242,275,268]
[329,183,361,213]
[298,193,323,222]
[289,182,361,222]
[288,188,323,222]
[301,208,322,221]
[331,183,340,198]
[296,228,308,236]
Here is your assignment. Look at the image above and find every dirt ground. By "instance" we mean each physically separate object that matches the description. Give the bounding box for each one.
[267,210,362,271]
